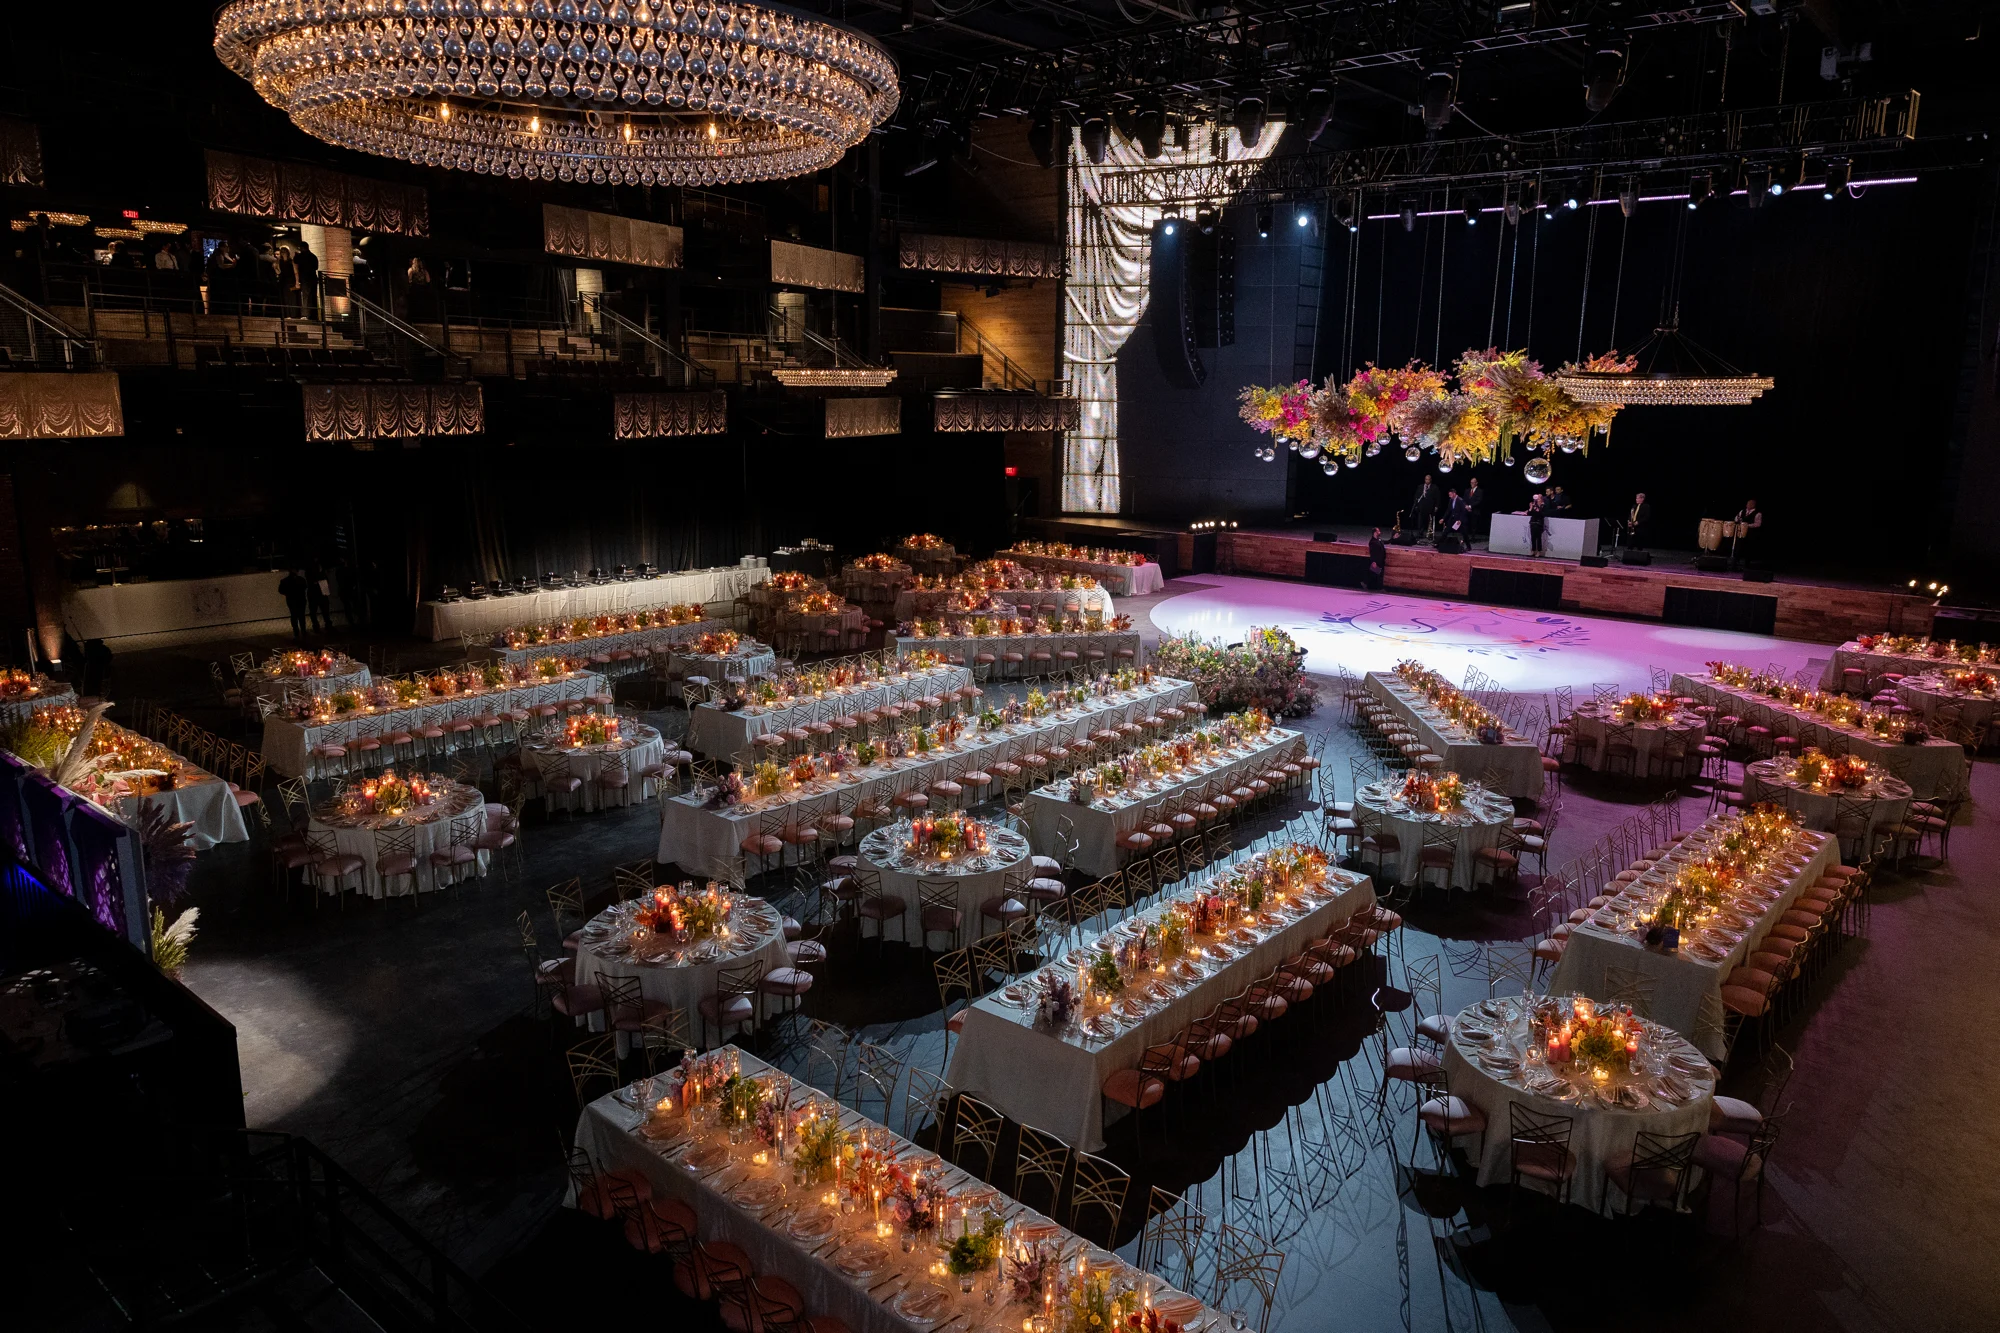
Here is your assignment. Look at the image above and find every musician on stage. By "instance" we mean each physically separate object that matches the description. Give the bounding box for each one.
[1439,488,1471,552]
[1525,492,1547,557]
[1409,476,1440,536]
[1466,477,1489,540]
[1733,499,1765,566]
[1627,492,1651,549]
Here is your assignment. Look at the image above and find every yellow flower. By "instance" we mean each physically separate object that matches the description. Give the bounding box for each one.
[1090,1318,1102,1327]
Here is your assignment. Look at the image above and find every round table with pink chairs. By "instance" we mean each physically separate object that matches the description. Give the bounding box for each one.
[570,891,791,1022]
[855,820,1033,947]
[522,721,671,812]
[1561,702,1707,777]
[1893,671,1999,734]
[304,777,490,898]
[1353,776,1515,888]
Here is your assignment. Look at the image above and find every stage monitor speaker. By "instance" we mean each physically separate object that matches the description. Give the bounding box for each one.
[1578,554,1609,568]
[1148,220,1205,388]
[1313,531,1342,544]
[1621,550,1652,566]
[1663,586,1777,636]
[1742,568,1774,584]
[1694,555,1732,572]
[1468,566,1565,610]
[1304,550,1373,589]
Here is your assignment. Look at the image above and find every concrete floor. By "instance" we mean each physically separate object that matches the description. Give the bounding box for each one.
[131,580,2000,1331]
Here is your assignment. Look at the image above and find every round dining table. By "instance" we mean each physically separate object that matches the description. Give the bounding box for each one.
[571,891,791,1025]
[1893,672,1999,733]
[242,658,372,704]
[1742,757,1913,857]
[305,778,490,898]
[856,820,1033,948]
[1441,995,1718,1210]
[1562,702,1707,776]
[522,721,669,812]
[1353,777,1515,888]
[670,642,778,683]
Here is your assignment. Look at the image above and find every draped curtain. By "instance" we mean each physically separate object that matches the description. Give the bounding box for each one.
[1062,123,1282,512]
[0,373,124,439]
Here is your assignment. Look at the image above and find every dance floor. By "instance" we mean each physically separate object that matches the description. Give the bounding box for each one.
[1151,574,1823,693]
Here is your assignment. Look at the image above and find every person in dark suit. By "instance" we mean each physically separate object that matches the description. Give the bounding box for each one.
[1627,492,1652,549]
[1439,488,1471,551]
[1409,476,1439,536]
[1366,527,1388,590]
[1466,477,1488,540]
[305,561,333,634]
[1546,485,1570,517]
[279,569,310,641]
[1525,493,1547,557]
[1733,499,1765,566]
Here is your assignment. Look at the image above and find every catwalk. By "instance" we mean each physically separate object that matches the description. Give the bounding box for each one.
[1150,574,1823,693]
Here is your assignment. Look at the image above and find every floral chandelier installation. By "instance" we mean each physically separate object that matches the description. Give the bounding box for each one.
[1238,347,1636,481]
[214,0,901,188]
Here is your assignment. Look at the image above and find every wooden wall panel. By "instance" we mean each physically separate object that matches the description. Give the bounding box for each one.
[938,282,1059,385]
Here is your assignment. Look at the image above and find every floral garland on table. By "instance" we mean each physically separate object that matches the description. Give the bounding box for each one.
[849,553,907,573]
[1152,627,1317,718]
[0,667,55,700]
[633,882,733,939]
[1614,693,1675,723]
[940,559,1099,594]
[1789,747,1871,792]
[494,604,704,648]
[1704,662,1913,738]
[1855,633,1997,665]
[785,590,847,617]
[1,705,194,800]
[765,571,818,594]
[564,713,619,748]
[1392,660,1501,733]
[906,611,1132,639]
[900,533,948,551]
[790,1105,847,1183]
[1399,769,1464,813]
[693,630,743,657]
[338,768,438,818]
[1533,996,1641,1078]
[1009,541,1149,567]
[1943,668,1999,696]
[267,648,351,678]
[1647,803,1799,935]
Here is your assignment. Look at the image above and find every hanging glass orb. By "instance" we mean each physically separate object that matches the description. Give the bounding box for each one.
[1556,436,1582,454]
[1300,446,1320,460]
[1364,443,1382,457]
[1502,452,1517,467]
[1437,459,1453,473]
[1523,456,1553,484]
[1403,446,1421,462]
[1345,456,1360,468]
[1321,461,1338,475]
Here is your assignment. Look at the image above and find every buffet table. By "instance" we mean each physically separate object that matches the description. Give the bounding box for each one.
[1001,551,1164,598]
[1549,815,1838,1058]
[1442,996,1717,1206]
[1488,514,1601,561]
[893,631,1141,673]
[660,679,1196,878]
[305,779,489,897]
[1023,727,1305,878]
[1352,777,1514,887]
[419,565,764,641]
[947,856,1374,1150]
[571,893,789,1019]
[260,671,608,777]
[1365,672,1545,798]
[1671,672,1968,799]
[483,619,722,667]
[685,665,974,760]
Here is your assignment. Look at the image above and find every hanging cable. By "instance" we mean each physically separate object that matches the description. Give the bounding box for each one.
[1434,186,1450,366]
[1607,205,1631,351]
[1413,212,1433,364]
[1374,222,1387,363]
[1486,217,1507,348]
[1575,188,1601,361]
[1503,219,1522,346]
[1344,222,1363,377]
[1524,204,1540,356]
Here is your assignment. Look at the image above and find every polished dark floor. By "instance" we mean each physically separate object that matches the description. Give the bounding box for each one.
[130,588,2000,1333]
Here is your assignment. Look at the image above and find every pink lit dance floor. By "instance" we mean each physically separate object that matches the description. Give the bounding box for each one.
[1150,574,1825,694]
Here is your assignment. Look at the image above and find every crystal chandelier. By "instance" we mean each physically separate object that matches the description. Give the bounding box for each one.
[1556,320,1772,406]
[214,0,900,187]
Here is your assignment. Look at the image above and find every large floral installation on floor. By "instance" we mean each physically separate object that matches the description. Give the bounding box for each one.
[1238,347,1634,477]
[1152,627,1319,718]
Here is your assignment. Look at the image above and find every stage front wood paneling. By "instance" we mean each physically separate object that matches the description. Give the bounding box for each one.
[1217,531,1936,644]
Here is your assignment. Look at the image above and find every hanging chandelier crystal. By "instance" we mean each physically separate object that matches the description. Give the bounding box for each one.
[214,0,900,187]
[1556,320,1772,406]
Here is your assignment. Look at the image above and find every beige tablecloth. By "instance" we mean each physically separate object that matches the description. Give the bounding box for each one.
[947,864,1375,1150]
[1549,820,1837,1057]
[242,663,372,704]
[1672,673,1968,799]
[305,782,489,897]
[484,619,722,667]
[660,680,1196,878]
[1742,759,1911,858]
[1443,996,1716,1206]
[260,672,607,777]
[1563,705,1707,776]
[116,777,250,851]
[571,896,790,1019]
[856,822,1032,947]
[420,565,763,640]
[523,724,668,811]
[892,585,1114,622]
[1894,673,1999,733]
[1364,673,1545,798]
[1353,778,1513,886]
[1819,643,1995,692]
[1003,552,1164,598]
[573,1047,1226,1333]
[672,645,779,683]
[1023,728,1304,878]
[893,632,1141,673]
[686,667,975,760]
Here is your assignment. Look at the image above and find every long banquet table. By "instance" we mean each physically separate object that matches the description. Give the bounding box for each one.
[118,774,251,851]
[685,665,975,760]
[574,1047,1227,1333]
[1817,641,1998,692]
[1548,814,1839,1058]
[1023,727,1306,878]
[659,679,1197,878]
[1671,672,1968,798]
[482,619,723,667]
[419,565,765,641]
[1001,551,1164,598]
[1364,672,1545,798]
[891,584,1114,622]
[0,686,75,725]
[1894,672,1999,733]
[893,631,1141,673]
[260,671,608,777]
[947,858,1375,1150]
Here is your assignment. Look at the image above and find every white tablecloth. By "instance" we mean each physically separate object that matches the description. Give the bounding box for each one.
[484,619,722,667]
[117,778,250,851]
[948,863,1375,1150]
[1365,673,1546,799]
[671,646,778,683]
[242,664,372,704]
[1442,997,1716,1206]
[1353,778,1513,886]
[1742,759,1911,858]
[1894,674,1999,732]
[523,724,668,811]
[1003,552,1164,598]
[1562,705,1707,775]
[1819,643,1995,692]
[305,783,489,897]
[856,822,1032,946]
[571,896,790,1019]
[661,681,1196,878]
[420,566,764,641]
[892,586,1114,622]
[686,667,975,760]
[573,1047,1227,1333]
[1024,728,1304,878]
[893,632,1141,672]
[0,688,74,725]
[1549,821,1838,1058]
[259,672,608,777]
[1672,673,1968,799]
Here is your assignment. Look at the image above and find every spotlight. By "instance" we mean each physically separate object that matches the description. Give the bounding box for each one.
[1400,199,1417,232]
[1462,195,1479,225]
[1344,194,1360,232]
[1332,195,1356,231]
[1135,106,1165,159]
[1162,218,1178,236]
[1079,113,1109,165]
[1618,177,1638,217]
[1301,85,1336,145]
[1745,163,1771,207]
[1583,31,1629,113]
[1296,209,1312,229]
[1027,110,1056,168]
[1254,202,1272,238]
[1565,191,1580,210]
[1421,62,1458,132]
[1822,158,1851,199]
[1233,95,1267,148]
[1687,171,1711,210]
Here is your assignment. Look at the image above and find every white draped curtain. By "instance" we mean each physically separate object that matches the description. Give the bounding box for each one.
[1062,122,1284,513]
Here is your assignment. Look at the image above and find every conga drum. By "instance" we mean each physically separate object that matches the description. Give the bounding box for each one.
[1698,518,1724,551]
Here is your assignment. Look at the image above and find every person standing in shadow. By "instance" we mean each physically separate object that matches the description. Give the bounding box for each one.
[279,568,310,641]
[305,562,334,635]
[1366,527,1388,591]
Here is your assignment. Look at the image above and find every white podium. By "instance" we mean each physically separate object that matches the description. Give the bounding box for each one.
[1488,514,1601,561]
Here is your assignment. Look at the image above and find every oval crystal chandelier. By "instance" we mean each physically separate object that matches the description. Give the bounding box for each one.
[214,0,900,187]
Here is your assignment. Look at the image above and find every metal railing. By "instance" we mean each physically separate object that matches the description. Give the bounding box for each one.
[766,301,875,370]
[0,279,96,368]
[952,308,1039,392]
[348,289,470,379]
[576,291,713,386]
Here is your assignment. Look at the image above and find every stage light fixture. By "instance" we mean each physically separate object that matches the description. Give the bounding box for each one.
[1687,171,1712,210]
[1462,196,1479,225]
[1823,159,1851,199]
[1171,119,1189,149]
[1421,61,1459,132]
[1080,114,1110,165]
[1401,199,1418,232]
[1583,31,1630,113]
[1233,95,1267,148]
[1565,192,1581,210]
[1027,111,1057,168]
[1745,163,1771,207]
[1254,203,1272,238]
[1333,195,1357,231]
[1618,178,1639,217]
[1301,86,1337,145]
[1162,219,1177,236]
[1296,209,1312,229]
[1135,106,1166,159]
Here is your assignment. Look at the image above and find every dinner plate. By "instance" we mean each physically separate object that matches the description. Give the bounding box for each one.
[640,1116,689,1144]
[833,1241,891,1278]
[1084,1015,1119,1038]
[894,1283,953,1324]
[1154,1295,1205,1322]
[681,1143,731,1174]
[786,1207,838,1244]
[731,1177,784,1210]
[997,983,1033,1007]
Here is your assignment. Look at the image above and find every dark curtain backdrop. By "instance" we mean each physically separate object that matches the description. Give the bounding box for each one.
[1131,170,1978,580]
